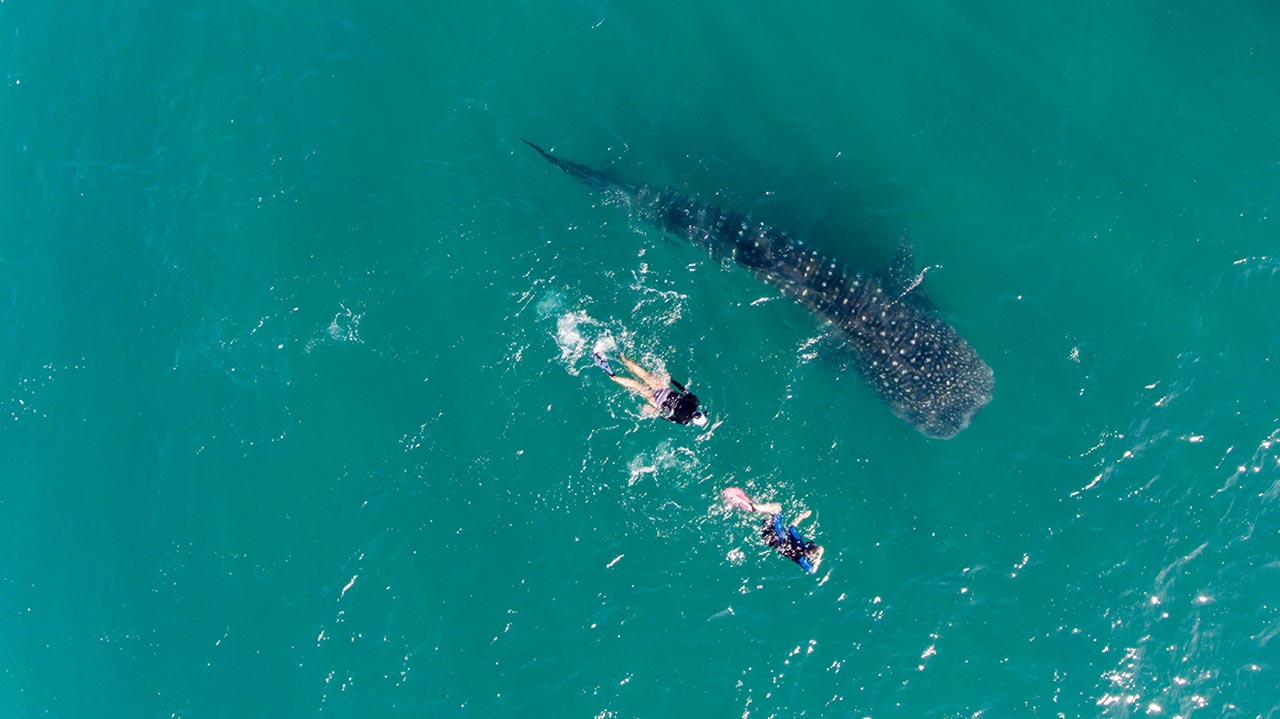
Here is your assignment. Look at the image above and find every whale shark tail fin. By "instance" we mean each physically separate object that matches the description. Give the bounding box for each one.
[522,138,631,194]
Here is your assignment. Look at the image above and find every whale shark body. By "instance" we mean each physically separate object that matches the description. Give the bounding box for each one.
[524,140,993,438]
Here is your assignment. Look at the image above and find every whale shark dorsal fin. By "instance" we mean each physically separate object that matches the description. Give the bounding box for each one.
[879,236,916,294]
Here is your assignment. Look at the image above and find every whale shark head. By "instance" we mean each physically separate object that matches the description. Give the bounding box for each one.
[852,297,995,439]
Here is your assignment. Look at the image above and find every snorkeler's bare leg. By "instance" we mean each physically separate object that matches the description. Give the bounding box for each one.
[619,354,667,391]
[608,375,652,400]
[791,509,812,526]
[753,502,783,514]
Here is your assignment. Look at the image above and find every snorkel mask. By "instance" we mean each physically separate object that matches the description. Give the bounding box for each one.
[691,410,709,428]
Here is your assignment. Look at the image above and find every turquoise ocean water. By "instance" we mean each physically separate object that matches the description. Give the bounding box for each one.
[3,2,1279,716]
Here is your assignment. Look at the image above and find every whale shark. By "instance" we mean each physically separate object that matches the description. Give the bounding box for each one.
[523,140,993,438]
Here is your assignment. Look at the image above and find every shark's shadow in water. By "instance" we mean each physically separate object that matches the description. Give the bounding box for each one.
[523,139,993,439]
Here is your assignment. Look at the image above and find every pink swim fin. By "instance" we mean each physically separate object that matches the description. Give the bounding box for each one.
[721,487,755,512]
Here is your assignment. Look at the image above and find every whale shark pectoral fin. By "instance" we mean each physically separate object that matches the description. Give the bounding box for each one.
[876,236,938,309]
[879,236,916,294]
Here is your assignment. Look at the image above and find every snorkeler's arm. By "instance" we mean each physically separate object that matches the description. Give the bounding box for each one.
[669,378,688,393]
[791,509,812,526]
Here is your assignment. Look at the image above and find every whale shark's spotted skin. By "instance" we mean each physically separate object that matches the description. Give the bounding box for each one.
[525,141,993,438]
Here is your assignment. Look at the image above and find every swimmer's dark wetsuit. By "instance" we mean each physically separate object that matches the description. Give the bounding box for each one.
[762,514,818,573]
[652,379,699,424]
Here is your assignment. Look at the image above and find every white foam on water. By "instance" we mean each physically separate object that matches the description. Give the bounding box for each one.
[327,304,363,343]
[625,441,698,487]
[305,303,364,353]
[546,296,625,376]
[554,310,601,374]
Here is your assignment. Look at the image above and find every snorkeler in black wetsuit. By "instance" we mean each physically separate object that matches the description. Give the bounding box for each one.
[650,378,702,425]
[593,351,708,427]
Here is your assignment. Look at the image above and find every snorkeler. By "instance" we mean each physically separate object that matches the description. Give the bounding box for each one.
[593,351,709,427]
[722,487,825,574]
